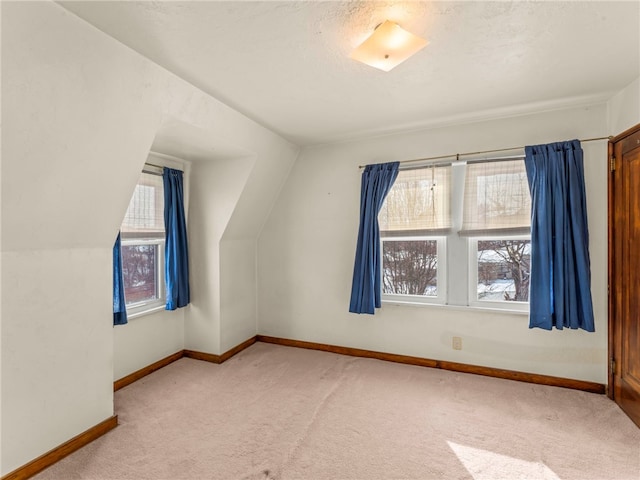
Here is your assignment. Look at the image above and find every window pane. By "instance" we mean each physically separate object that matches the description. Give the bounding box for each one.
[477,240,530,302]
[379,165,451,235]
[122,244,159,305]
[461,160,530,236]
[382,240,438,296]
[121,172,165,238]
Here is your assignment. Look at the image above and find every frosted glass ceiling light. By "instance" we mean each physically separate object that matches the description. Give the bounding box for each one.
[350,20,428,72]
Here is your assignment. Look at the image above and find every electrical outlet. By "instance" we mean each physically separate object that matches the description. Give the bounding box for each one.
[452,336,462,350]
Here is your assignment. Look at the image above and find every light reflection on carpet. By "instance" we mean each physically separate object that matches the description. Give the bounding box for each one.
[448,441,562,480]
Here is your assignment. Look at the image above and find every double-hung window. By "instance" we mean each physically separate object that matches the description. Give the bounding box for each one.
[379,165,451,304]
[120,170,166,316]
[460,159,531,310]
[379,157,531,311]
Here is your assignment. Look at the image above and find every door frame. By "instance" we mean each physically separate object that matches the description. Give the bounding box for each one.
[608,123,640,401]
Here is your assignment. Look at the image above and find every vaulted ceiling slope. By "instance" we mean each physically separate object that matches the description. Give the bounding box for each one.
[58,1,639,146]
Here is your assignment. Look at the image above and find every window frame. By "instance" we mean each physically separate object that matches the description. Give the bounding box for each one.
[380,235,447,306]
[468,234,530,312]
[378,158,532,313]
[120,167,167,318]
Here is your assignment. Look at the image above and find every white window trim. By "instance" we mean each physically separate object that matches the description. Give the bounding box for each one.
[121,237,166,318]
[380,236,447,305]
[468,235,530,312]
[381,299,529,316]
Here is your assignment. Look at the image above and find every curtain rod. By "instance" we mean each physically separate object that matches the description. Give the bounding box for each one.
[142,162,185,176]
[142,163,163,176]
[358,136,612,169]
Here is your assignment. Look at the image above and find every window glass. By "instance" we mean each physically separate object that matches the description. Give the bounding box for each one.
[121,244,160,305]
[460,159,531,309]
[120,171,165,314]
[460,159,530,236]
[380,165,451,235]
[121,173,164,238]
[379,165,450,304]
[382,239,438,296]
[476,239,530,303]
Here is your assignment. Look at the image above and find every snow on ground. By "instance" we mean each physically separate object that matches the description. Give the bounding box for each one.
[477,279,515,301]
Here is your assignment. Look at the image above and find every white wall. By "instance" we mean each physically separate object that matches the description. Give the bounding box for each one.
[608,76,640,135]
[2,2,158,472]
[220,238,258,351]
[1,2,298,475]
[185,155,254,354]
[1,249,113,474]
[113,309,185,381]
[258,104,609,384]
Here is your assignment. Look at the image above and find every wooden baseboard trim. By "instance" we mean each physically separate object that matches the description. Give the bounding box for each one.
[1,415,118,480]
[256,335,605,394]
[183,349,221,363]
[220,336,258,362]
[185,335,258,365]
[436,360,605,394]
[114,350,184,391]
[257,335,438,368]
[115,337,259,391]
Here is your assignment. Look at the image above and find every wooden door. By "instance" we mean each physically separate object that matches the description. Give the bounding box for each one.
[609,123,640,427]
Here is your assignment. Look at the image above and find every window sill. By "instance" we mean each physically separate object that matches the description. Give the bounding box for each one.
[381,299,529,316]
[127,304,167,320]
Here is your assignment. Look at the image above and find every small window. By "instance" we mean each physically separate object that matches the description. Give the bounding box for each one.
[379,165,451,304]
[120,171,165,316]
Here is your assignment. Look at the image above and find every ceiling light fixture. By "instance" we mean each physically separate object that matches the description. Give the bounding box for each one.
[350,20,428,72]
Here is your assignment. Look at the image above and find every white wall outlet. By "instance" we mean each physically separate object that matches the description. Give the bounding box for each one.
[452,336,462,350]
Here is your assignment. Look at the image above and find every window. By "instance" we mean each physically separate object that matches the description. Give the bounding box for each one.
[379,158,531,311]
[379,165,450,304]
[120,171,165,316]
[461,160,531,309]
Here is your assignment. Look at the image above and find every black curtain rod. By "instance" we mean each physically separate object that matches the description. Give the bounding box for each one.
[358,135,612,169]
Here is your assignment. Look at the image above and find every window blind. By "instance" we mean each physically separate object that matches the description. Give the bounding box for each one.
[379,165,451,236]
[459,159,531,236]
[121,172,165,239]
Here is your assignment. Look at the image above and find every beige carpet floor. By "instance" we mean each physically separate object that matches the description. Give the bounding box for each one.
[35,342,640,480]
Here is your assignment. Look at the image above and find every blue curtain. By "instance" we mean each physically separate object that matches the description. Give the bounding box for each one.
[349,162,400,314]
[163,167,190,310]
[524,140,595,331]
[113,232,128,326]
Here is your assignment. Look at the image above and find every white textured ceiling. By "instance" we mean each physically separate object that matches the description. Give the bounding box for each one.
[59,1,640,146]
